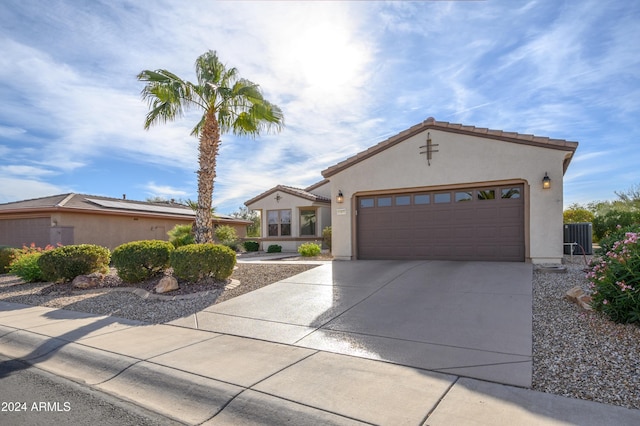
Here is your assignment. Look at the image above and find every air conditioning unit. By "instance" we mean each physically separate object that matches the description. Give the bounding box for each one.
[563,223,593,255]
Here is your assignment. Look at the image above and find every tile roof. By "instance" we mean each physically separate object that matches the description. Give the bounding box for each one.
[0,193,250,223]
[322,117,579,178]
[304,179,329,192]
[245,185,331,206]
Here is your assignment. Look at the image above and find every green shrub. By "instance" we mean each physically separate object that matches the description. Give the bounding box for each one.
[9,252,45,282]
[298,242,321,257]
[112,240,173,283]
[563,206,595,224]
[170,243,236,282]
[267,244,282,253]
[588,231,640,324]
[596,224,640,256]
[322,226,332,251]
[593,209,640,241]
[215,225,238,244]
[243,241,259,252]
[215,225,240,252]
[167,224,194,248]
[0,247,18,273]
[38,244,111,282]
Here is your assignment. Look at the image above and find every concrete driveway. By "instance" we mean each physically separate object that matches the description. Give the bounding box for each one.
[169,260,533,387]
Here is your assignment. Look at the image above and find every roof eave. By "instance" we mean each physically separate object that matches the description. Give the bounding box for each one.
[322,119,579,178]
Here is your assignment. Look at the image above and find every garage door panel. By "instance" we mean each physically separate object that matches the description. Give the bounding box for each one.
[357,185,524,261]
[452,226,474,239]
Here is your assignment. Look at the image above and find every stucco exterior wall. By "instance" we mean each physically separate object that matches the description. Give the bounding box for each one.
[247,191,330,252]
[55,212,194,249]
[327,129,570,263]
[0,216,51,248]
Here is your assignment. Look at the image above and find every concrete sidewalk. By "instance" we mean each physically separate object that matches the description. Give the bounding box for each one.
[1,301,639,425]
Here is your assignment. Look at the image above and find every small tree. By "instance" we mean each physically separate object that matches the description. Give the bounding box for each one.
[230,206,260,237]
[563,203,595,223]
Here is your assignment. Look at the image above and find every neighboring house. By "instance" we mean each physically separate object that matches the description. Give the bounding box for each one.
[246,117,578,264]
[244,181,331,252]
[0,193,251,250]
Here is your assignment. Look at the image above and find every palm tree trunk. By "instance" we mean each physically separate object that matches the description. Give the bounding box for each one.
[194,108,220,244]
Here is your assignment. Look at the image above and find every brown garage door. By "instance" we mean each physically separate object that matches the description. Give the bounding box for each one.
[357,185,524,261]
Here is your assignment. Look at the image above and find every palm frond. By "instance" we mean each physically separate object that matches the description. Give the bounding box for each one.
[137,69,196,129]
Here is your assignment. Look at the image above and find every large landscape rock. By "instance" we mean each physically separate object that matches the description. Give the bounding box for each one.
[72,273,104,289]
[565,286,593,311]
[155,276,179,294]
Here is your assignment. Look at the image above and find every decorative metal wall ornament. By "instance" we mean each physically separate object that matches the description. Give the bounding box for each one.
[274,193,282,203]
[419,132,439,166]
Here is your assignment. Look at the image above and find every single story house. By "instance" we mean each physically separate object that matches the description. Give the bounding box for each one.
[0,193,251,250]
[246,117,578,264]
[244,182,331,252]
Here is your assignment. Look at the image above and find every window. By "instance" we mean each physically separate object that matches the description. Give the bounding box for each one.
[455,191,473,202]
[377,197,392,207]
[434,193,451,203]
[477,189,496,200]
[501,187,521,199]
[395,195,411,206]
[414,194,430,204]
[300,209,316,236]
[267,209,291,236]
[360,198,374,208]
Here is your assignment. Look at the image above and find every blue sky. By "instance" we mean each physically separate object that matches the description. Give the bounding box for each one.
[0,0,638,214]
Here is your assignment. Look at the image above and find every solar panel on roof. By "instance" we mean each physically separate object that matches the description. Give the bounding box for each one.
[85,199,195,216]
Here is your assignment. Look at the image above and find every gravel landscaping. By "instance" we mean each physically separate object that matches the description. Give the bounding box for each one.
[1,257,639,410]
[532,256,640,410]
[0,263,318,324]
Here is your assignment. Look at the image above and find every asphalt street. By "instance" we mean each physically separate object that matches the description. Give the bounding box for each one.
[0,355,181,426]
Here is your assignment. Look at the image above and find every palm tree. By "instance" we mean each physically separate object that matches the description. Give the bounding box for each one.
[137,50,284,243]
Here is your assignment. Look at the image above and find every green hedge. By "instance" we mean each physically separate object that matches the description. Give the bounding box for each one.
[38,244,111,282]
[0,247,18,273]
[112,240,174,283]
[171,243,236,282]
[243,241,259,252]
[298,242,321,257]
[267,244,282,253]
[593,209,640,241]
[10,252,45,282]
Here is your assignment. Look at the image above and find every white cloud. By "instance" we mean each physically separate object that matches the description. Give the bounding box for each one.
[0,177,71,203]
[0,165,56,177]
[142,182,189,199]
[0,0,638,211]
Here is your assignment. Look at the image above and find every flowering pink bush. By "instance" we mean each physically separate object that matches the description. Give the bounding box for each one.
[587,232,640,323]
[8,243,59,283]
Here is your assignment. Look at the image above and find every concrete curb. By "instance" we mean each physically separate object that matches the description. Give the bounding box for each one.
[0,328,237,424]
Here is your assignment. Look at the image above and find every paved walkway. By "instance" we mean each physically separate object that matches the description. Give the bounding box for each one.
[2,259,640,425]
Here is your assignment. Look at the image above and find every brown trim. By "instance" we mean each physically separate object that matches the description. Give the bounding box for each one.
[245,185,331,206]
[352,179,528,198]
[305,179,329,192]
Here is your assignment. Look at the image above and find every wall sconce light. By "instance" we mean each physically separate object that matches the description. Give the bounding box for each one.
[542,172,551,189]
[336,190,344,203]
